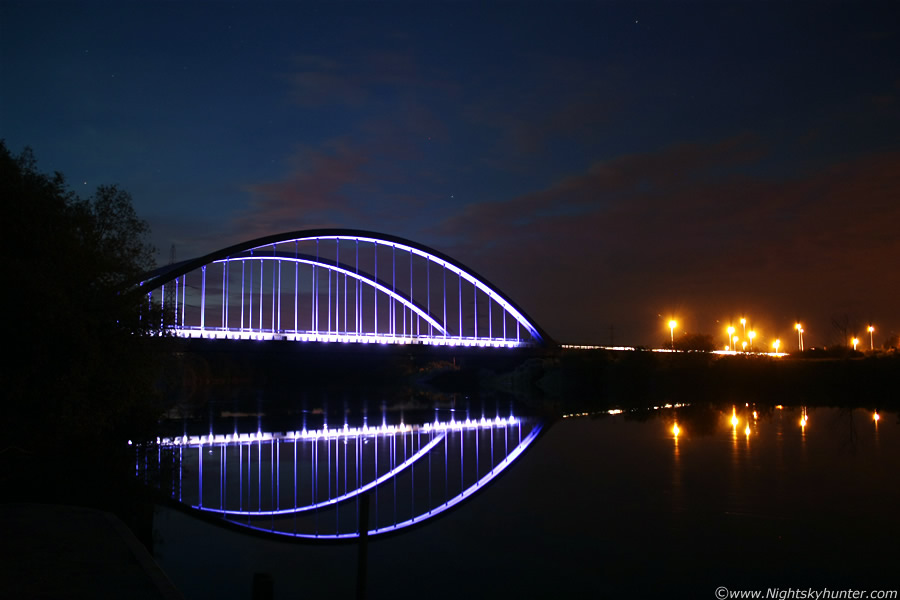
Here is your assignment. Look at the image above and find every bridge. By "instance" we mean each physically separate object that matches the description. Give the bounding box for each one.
[141,229,550,348]
[140,412,543,540]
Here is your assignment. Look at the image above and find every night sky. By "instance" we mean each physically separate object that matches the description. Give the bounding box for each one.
[3,1,898,347]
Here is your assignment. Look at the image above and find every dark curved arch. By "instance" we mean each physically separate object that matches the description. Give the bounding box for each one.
[141,229,553,346]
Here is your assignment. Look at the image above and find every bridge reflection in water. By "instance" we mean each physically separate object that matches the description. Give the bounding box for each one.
[142,414,542,539]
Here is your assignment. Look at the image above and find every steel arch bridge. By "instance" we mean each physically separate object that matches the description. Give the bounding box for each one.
[141,229,551,348]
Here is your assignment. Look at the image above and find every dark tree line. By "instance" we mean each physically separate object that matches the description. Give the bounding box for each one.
[663,332,716,352]
[1,141,166,514]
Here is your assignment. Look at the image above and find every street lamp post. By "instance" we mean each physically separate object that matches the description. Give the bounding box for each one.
[669,320,677,350]
[773,339,780,355]
[852,337,859,351]
[741,317,746,340]
[795,323,803,352]
[727,326,735,351]
[733,335,740,352]
[868,325,875,351]
[748,330,756,352]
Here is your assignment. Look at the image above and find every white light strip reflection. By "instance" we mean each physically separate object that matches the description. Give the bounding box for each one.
[158,416,519,447]
[195,433,447,517]
[562,404,689,419]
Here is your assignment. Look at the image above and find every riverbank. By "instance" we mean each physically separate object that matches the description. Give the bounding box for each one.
[504,349,900,414]
[155,338,900,419]
[1,504,182,599]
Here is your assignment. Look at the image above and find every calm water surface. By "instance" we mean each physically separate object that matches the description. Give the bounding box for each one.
[153,404,899,599]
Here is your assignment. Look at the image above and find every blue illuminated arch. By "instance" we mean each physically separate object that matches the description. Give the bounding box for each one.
[142,229,552,347]
[217,255,450,337]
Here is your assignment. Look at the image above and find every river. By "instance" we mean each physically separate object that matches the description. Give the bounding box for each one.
[150,401,899,598]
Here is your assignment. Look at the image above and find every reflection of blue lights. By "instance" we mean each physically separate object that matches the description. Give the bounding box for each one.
[196,434,447,517]
[228,423,543,540]
[158,416,519,447]
[150,417,539,540]
[362,423,542,538]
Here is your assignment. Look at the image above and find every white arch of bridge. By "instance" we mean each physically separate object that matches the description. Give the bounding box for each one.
[142,229,550,347]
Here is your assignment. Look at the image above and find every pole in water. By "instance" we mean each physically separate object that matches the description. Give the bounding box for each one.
[356,492,370,600]
[251,573,273,600]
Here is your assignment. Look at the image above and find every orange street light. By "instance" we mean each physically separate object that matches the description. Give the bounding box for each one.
[868,325,875,351]
[852,337,859,351]
[727,325,735,350]
[669,320,677,350]
[748,330,756,351]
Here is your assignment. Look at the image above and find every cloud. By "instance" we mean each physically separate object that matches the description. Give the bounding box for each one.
[430,138,900,344]
[232,126,453,243]
[436,134,766,243]
[236,141,370,239]
[285,55,369,107]
[284,52,459,108]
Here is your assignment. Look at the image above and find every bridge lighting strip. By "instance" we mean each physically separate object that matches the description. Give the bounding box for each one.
[194,433,447,517]
[214,256,449,336]
[226,422,543,540]
[250,235,543,343]
[170,327,524,348]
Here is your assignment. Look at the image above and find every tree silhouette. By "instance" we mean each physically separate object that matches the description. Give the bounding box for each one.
[1,141,166,512]
[672,333,716,352]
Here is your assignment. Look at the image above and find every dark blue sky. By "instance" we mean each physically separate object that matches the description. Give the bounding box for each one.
[3,1,898,346]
